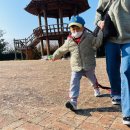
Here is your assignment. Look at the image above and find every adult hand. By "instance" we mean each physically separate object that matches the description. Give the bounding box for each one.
[98,20,105,30]
[51,58,55,61]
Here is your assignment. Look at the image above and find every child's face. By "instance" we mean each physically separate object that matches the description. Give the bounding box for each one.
[70,25,83,33]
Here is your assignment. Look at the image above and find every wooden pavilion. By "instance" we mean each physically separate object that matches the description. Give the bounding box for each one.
[14,0,90,60]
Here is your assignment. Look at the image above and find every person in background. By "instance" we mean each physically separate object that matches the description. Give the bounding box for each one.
[52,15,103,111]
[95,0,130,125]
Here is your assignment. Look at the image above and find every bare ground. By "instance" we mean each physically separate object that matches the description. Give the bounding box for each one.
[0,58,128,130]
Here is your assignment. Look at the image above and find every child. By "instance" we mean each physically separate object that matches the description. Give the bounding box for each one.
[52,15,103,111]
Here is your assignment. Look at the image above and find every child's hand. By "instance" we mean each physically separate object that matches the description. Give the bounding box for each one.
[50,55,59,61]
[47,55,55,61]
[98,20,105,30]
[51,58,55,61]
[48,55,53,60]
[51,56,56,61]
[51,57,59,61]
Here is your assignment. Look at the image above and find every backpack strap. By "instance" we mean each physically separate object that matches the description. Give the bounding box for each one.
[84,27,93,34]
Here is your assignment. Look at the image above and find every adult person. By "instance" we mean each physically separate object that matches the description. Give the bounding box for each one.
[95,0,130,125]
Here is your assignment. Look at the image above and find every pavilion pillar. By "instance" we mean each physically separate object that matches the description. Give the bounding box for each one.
[38,14,44,58]
[74,5,78,15]
[14,39,17,60]
[57,18,61,47]
[43,10,50,56]
[25,38,28,60]
[59,8,64,46]
[21,50,23,60]
[57,18,60,33]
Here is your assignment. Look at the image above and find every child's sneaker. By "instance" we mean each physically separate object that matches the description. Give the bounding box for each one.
[65,101,77,111]
[94,88,100,97]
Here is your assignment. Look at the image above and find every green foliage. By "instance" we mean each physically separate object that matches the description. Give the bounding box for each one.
[0,30,8,54]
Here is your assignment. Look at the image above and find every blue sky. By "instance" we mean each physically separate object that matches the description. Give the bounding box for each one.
[0,0,98,48]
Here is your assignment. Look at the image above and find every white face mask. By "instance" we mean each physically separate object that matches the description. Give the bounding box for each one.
[71,31,83,38]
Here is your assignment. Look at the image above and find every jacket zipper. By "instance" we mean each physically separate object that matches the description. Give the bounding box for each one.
[78,44,83,68]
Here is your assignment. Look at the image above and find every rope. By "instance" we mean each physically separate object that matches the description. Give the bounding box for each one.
[98,83,111,92]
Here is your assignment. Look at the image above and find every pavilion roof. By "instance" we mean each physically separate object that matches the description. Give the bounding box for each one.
[25,0,90,18]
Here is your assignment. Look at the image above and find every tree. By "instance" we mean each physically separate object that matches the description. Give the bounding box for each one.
[0,30,8,54]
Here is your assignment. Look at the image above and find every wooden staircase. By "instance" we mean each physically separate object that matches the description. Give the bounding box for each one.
[14,31,41,60]
[14,23,69,60]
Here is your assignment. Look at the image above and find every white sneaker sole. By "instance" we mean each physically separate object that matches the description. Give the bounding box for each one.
[112,101,120,105]
[123,120,130,125]
[94,92,100,97]
[112,99,121,105]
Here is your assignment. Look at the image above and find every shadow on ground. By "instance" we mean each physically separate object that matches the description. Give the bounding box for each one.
[74,105,121,116]
[98,93,110,97]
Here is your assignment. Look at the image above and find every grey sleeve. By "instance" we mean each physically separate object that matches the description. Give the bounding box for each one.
[94,0,110,25]
[92,30,103,50]
[94,0,104,25]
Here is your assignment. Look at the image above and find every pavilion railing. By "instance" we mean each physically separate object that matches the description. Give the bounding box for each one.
[14,32,36,50]
[14,23,69,50]
[33,23,69,37]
